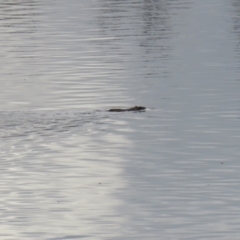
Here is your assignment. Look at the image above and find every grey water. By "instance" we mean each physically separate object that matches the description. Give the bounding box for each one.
[1,0,240,239]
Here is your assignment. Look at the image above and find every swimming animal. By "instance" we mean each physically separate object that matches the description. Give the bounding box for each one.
[108,106,146,112]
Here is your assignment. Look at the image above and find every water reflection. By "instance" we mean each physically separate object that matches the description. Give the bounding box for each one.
[232,0,240,62]
[141,0,172,49]
[0,110,130,239]
[97,0,174,78]
[97,0,192,106]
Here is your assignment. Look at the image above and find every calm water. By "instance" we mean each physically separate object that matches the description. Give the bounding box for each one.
[1,0,240,239]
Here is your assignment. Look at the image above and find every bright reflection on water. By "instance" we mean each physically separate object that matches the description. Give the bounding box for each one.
[1,0,240,239]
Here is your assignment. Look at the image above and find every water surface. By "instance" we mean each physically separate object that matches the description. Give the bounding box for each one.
[1,0,240,239]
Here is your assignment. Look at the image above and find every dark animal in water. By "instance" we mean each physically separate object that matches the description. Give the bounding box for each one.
[108,106,146,112]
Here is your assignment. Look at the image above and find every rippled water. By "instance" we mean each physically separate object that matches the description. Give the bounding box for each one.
[1,0,240,239]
